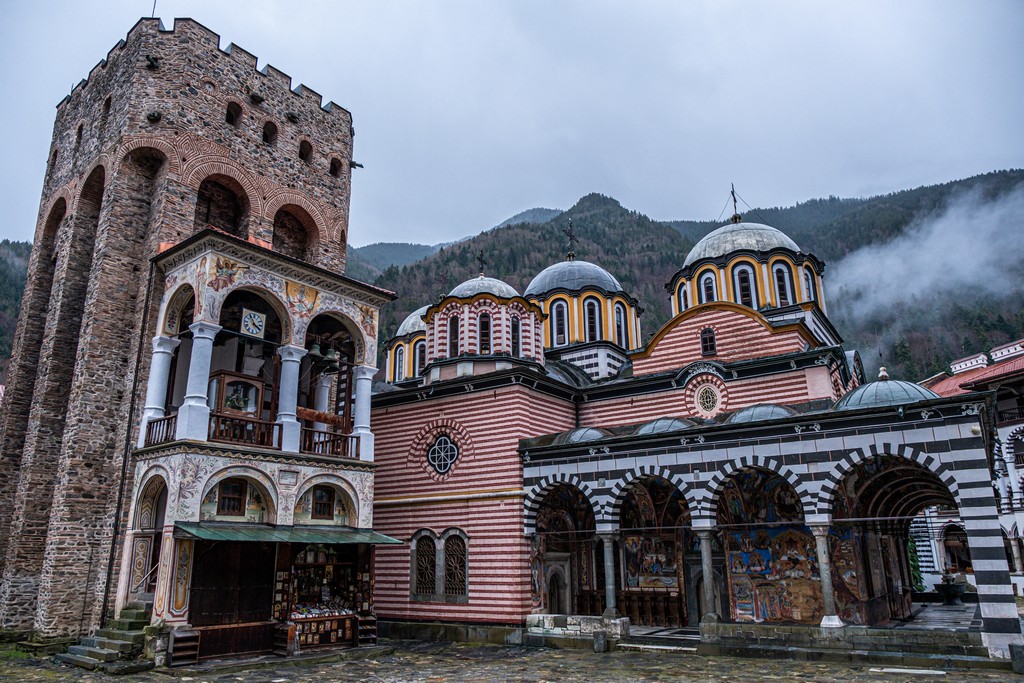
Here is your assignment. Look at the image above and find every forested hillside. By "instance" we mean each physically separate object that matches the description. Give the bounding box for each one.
[0,240,31,382]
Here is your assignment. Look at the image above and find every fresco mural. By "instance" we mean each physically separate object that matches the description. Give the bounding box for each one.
[534,485,596,612]
[619,477,689,593]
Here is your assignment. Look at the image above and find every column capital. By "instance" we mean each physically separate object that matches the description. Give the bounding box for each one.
[691,517,717,530]
[695,528,715,540]
[188,320,222,341]
[353,364,377,380]
[809,523,832,538]
[277,344,308,363]
[152,335,181,353]
[596,531,619,542]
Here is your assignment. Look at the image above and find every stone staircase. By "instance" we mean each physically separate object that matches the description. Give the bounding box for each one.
[54,601,155,674]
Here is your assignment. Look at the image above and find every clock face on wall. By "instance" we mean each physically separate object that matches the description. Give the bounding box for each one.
[241,309,267,339]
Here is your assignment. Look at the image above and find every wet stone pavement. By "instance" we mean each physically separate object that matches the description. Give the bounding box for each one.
[0,641,1017,683]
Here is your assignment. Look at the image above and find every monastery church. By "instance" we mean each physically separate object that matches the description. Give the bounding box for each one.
[0,16,1021,670]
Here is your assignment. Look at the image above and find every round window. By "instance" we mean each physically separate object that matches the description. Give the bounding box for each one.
[427,435,459,475]
[696,385,719,415]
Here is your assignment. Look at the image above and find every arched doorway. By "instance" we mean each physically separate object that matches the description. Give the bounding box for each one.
[194,175,250,237]
[618,475,690,626]
[716,467,815,624]
[833,456,960,625]
[127,475,168,602]
[534,484,596,615]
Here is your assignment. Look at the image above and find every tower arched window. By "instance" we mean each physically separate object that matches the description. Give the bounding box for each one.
[700,327,717,356]
[584,298,602,343]
[732,265,757,308]
[773,263,794,307]
[447,316,460,357]
[678,284,688,312]
[299,140,313,163]
[329,158,343,178]
[478,312,491,354]
[511,316,521,356]
[394,346,405,382]
[225,102,242,127]
[551,301,568,347]
[614,303,628,348]
[414,340,426,376]
[699,272,717,304]
[803,266,816,302]
[262,121,278,145]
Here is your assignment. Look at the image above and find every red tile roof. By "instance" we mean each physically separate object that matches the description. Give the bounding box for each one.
[925,356,1024,397]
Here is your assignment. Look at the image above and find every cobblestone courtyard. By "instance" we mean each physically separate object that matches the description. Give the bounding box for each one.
[0,641,1017,683]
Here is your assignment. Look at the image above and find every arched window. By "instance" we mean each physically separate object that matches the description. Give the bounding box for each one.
[329,158,343,178]
[803,266,816,302]
[700,327,717,356]
[678,284,688,312]
[584,298,602,343]
[225,102,242,127]
[217,478,247,516]
[413,340,426,376]
[733,265,757,308]
[394,346,405,382]
[74,124,84,152]
[444,535,468,596]
[551,301,568,347]
[699,272,717,304]
[299,140,313,163]
[447,315,460,357]
[614,303,628,348]
[414,536,437,595]
[773,263,794,307]
[262,121,278,145]
[478,313,491,354]
[510,316,521,356]
[311,486,335,520]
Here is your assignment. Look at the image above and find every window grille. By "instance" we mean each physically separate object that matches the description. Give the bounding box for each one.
[444,536,468,596]
[415,537,436,594]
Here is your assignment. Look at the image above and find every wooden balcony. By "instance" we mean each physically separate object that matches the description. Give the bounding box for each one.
[999,406,1024,425]
[300,427,359,459]
[208,413,281,450]
[144,414,178,447]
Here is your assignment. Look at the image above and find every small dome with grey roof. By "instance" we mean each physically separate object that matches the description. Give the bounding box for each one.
[683,221,800,268]
[553,427,609,445]
[525,259,624,297]
[726,404,798,424]
[832,367,940,411]
[635,417,696,435]
[449,275,519,299]
[395,305,429,337]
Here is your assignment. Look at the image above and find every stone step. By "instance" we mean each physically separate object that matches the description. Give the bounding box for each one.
[79,636,135,654]
[109,618,149,631]
[617,642,698,654]
[118,608,150,621]
[125,600,153,612]
[54,652,99,670]
[94,628,145,645]
[67,645,119,662]
[101,660,155,675]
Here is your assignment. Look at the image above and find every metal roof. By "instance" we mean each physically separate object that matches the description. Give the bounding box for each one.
[525,259,624,297]
[683,222,800,267]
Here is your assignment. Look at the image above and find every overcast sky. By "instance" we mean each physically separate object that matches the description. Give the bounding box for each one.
[1,1,1021,247]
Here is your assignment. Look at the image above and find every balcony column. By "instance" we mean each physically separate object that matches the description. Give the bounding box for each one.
[695,527,719,622]
[313,374,333,430]
[598,532,620,617]
[811,523,843,628]
[276,345,308,452]
[174,322,221,441]
[352,365,376,462]
[137,335,180,447]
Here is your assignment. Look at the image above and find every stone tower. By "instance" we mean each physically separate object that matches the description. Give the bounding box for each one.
[0,18,359,636]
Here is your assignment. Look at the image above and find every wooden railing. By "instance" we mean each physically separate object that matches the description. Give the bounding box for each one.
[300,428,359,458]
[144,414,178,447]
[208,413,281,449]
[999,406,1024,424]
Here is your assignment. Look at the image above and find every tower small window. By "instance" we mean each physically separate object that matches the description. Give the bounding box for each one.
[299,140,313,163]
[478,313,491,354]
[734,266,756,308]
[448,315,460,357]
[74,124,84,152]
[678,284,688,311]
[699,273,717,304]
[263,121,278,145]
[414,340,426,376]
[614,303,628,348]
[329,158,343,178]
[394,346,405,382]
[225,102,242,127]
[700,327,717,356]
[584,298,602,343]
[102,96,111,121]
[311,486,335,520]
[552,301,568,347]
[803,266,816,302]
[511,316,521,356]
[773,264,793,307]
[217,478,247,516]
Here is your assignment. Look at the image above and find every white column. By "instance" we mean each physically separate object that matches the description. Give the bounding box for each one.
[174,321,221,441]
[312,374,333,432]
[352,365,377,462]
[599,533,620,617]
[811,523,843,628]
[276,345,307,452]
[138,335,181,447]
[696,528,719,622]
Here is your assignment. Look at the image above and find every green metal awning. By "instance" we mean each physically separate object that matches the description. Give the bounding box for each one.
[173,522,402,545]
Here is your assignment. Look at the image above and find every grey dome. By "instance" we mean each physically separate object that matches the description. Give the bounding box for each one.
[832,377,940,411]
[525,259,624,297]
[553,427,609,445]
[726,404,798,424]
[683,222,800,267]
[635,417,696,435]
[395,305,429,337]
[449,275,519,299]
